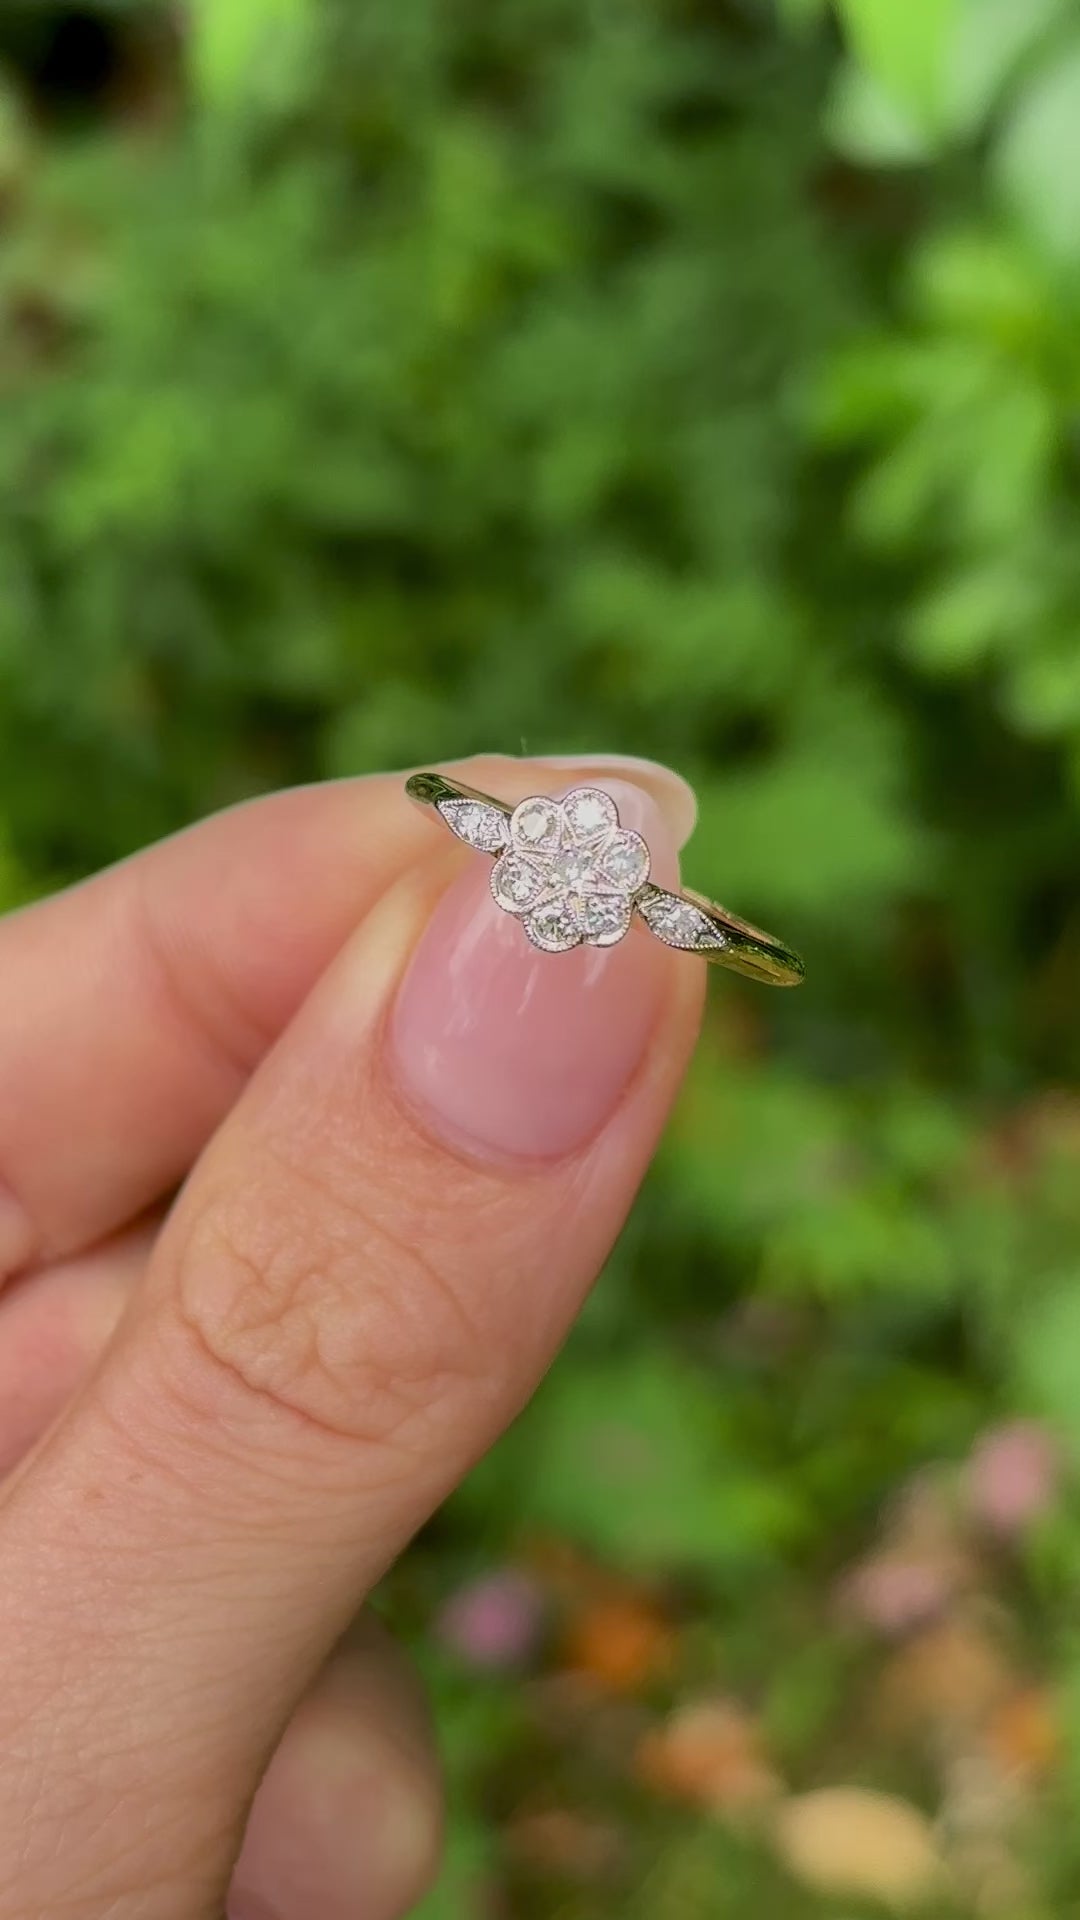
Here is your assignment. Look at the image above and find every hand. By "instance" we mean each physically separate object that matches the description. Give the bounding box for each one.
[0,754,702,1920]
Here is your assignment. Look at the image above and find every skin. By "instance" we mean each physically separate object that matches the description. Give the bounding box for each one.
[0,753,704,1920]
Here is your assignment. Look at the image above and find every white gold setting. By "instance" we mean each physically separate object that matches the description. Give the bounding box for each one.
[485,788,647,953]
[405,770,805,986]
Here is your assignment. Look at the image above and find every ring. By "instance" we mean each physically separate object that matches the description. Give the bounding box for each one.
[406,771,804,987]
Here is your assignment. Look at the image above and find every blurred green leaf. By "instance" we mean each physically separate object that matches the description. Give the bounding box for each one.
[1010,638,1080,733]
[909,225,1053,336]
[775,0,829,27]
[189,0,317,113]
[835,0,958,126]
[996,37,1080,259]
[907,560,1038,669]
[1017,1275,1080,1450]
[461,1353,805,1576]
[945,0,1069,134]
[0,64,28,184]
[827,61,935,163]
[410,1811,495,1920]
[692,741,926,920]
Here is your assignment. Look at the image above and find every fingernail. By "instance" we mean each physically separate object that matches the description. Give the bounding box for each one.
[390,779,678,1161]
[535,753,697,848]
[229,1721,439,1920]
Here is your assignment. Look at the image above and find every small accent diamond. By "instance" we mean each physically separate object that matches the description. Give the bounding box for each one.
[439,798,509,853]
[638,890,726,951]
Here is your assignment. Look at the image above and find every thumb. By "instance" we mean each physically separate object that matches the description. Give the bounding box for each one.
[0,780,704,1920]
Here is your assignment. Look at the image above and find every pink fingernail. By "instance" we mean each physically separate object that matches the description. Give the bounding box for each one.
[390,780,678,1161]
[536,754,697,848]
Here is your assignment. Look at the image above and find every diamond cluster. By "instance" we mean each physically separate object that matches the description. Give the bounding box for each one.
[487,787,651,953]
[435,784,727,959]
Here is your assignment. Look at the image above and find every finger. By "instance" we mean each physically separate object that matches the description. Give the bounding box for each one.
[0,754,695,1280]
[0,1222,147,1478]
[0,780,704,1918]
[0,1244,444,1919]
[228,1616,441,1920]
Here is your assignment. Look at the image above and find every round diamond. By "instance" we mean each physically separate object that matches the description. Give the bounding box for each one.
[600,830,649,891]
[562,788,617,840]
[525,900,581,953]
[491,853,545,914]
[551,843,598,890]
[511,797,561,852]
[579,894,631,946]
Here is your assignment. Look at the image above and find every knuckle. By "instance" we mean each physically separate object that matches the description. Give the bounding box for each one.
[166,1154,494,1458]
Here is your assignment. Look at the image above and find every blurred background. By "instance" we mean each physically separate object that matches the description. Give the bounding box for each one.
[4,0,1080,1912]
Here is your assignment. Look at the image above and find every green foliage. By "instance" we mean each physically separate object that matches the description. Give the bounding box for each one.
[826,0,1080,184]
[190,0,317,114]
[6,0,1080,1910]
[810,65,1080,786]
[1019,1277,1080,1449]
[996,37,1080,257]
[456,1348,807,1577]
[835,0,960,135]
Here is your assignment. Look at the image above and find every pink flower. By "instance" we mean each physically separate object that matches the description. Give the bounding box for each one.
[967,1422,1060,1537]
[838,1554,955,1636]
[436,1569,546,1671]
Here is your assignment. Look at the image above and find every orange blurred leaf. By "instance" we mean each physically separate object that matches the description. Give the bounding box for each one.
[985,1687,1060,1783]
[561,1595,676,1694]
[637,1700,784,1820]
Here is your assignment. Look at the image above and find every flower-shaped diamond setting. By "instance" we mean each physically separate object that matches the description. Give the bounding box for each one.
[489,787,651,953]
